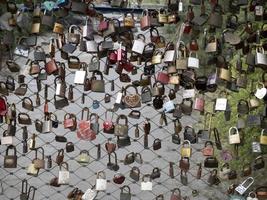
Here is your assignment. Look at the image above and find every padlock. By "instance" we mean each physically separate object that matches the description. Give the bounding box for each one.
[163,96,175,113]
[56,149,64,165]
[96,171,107,191]
[219,163,231,180]
[163,42,176,63]
[132,34,146,55]
[124,13,135,28]
[33,147,45,169]
[188,52,199,68]
[31,18,41,34]
[255,82,267,99]
[194,93,205,112]
[255,47,267,68]
[215,91,228,111]
[235,177,254,195]
[158,8,168,24]
[58,162,70,185]
[228,127,240,144]
[151,50,163,65]
[54,76,66,98]
[83,18,94,40]
[77,150,90,165]
[74,63,86,85]
[140,9,151,31]
[260,129,267,145]
[20,179,28,200]
[181,140,192,157]
[43,114,52,133]
[53,22,64,34]
[202,141,214,156]
[68,25,81,44]
[141,175,152,191]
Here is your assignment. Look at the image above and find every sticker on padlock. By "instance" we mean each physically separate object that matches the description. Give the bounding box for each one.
[235,177,254,195]
[252,141,261,153]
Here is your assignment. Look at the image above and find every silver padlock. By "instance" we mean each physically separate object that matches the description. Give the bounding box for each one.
[86,40,98,53]
[54,77,66,98]
[187,52,199,68]
[132,34,146,55]
[43,114,52,133]
[255,47,267,68]
[83,17,94,40]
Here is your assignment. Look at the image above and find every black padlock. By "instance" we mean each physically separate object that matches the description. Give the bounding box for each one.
[224,103,231,121]
[50,114,59,128]
[96,144,101,160]
[22,140,28,154]
[47,155,52,169]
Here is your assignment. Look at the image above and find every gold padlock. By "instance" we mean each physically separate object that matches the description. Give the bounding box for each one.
[181,140,192,157]
[151,50,162,64]
[158,8,168,24]
[219,66,231,82]
[249,94,260,109]
[124,13,135,28]
[53,22,64,34]
[260,129,267,145]
[31,20,40,34]
[8,15,16,26]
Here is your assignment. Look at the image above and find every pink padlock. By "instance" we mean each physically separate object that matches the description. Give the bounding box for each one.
[194,97,205,112]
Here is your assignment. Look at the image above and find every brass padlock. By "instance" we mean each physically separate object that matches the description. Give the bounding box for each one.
[260,129,267,145]
[31,18,41,34]
[124,13,135,28]
[8,15,16,26]
[53,22,64,34]
[158,8,168,24]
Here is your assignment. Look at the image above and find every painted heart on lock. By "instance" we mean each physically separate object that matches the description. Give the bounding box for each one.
[124,95,140,107]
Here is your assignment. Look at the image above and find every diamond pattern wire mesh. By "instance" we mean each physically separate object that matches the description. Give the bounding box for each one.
[0,11,266,200]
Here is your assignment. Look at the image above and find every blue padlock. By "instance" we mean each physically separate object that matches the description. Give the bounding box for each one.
[93,100,100,109]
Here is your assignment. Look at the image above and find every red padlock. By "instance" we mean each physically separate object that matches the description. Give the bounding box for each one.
[64,113,75,129]
[0,96,7,116]
[157,70,169,85]
[103,121,113,131]
[119,60,134,72]
[189,39,199,51]
[108,51,117,64]
[183,21,192,34]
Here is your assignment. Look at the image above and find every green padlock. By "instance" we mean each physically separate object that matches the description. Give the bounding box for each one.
[76,150,90,165]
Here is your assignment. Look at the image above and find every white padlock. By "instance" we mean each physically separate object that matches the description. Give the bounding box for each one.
[58,162,70,185]
[141,175,152,191]
[95,171,107,191]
